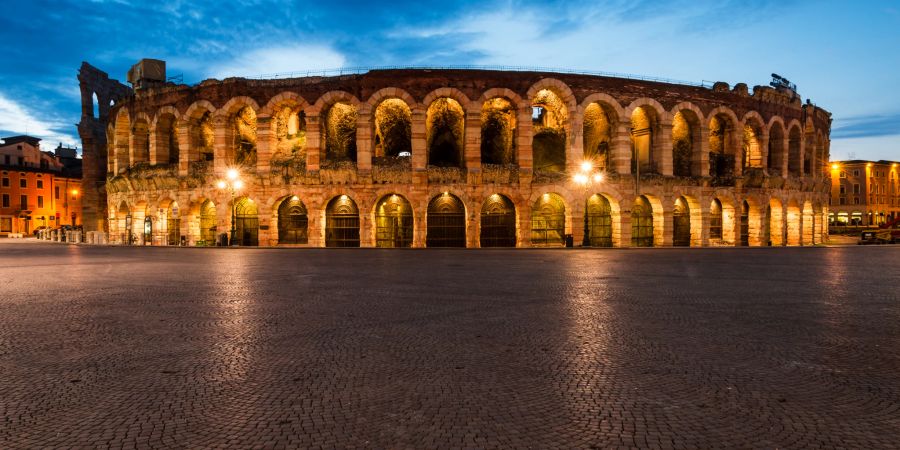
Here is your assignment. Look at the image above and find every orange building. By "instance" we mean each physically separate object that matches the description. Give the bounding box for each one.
[0,136,82,236]
[829,160,900,226]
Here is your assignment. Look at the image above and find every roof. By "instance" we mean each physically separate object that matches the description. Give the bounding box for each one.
[1,135,42,147]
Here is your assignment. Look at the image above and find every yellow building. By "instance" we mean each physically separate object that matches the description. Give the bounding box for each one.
[829,160,900,226]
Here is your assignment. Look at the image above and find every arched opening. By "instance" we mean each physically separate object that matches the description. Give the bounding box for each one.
[163,200,180,245]
[708,114,735,178]
[673,196,691,247]
[532,89,567,174]
[583,103,614,173]
[710,198,723,241]
[115,201,131,244]
[631,106,658,174]
[92,92,100,119]
[374,98,412,160]
[426,98,464,167]
[480,194,516,247]
[375,194,413,248]
[788,126,802,176]
[234,197,259,246]
[481,97,517,165]
[786,201,801,246]
[278,196,308,245]
[143,216,153,245]
[230,106,257,166]
[740,200,750,246]
[672,111,698,177]
[199,200,217,245]
[768,199,784,246]
[273,105,306,163]
[325,195,360,247]
[426,193,466,247]
[585,194,612,247]
[155,113,179,165]
[767,122,785,175]
[531,193,566,246]
[191,111,214,162]
[324,102,358,163]
[742,121,763,169]
[132,118,150,165]
[631,196,654,247]
[802,201,814,245]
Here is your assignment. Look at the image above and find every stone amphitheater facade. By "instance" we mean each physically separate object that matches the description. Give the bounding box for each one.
[77,64,832,248]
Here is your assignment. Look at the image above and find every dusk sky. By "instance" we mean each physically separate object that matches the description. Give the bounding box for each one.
[0,0,897,161]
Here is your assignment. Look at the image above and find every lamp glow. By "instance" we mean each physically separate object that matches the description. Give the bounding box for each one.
[233,180,244,190]
[226,168,239,180]
[831,163,839,170]
[217,180,227,189]
[580,161,593,172]
[593,173,604,183]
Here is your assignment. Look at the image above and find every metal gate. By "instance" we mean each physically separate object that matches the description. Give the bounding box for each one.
[673,197,691,247]
[763,205,771,246]
[426,194,466,247]
[585,194,612,247]
[278,197,308,244]
[375,195,413,248]
[531,194,566,246]
[480,194,516,247]
[199,200,217,246]
[235,198,259,246]
[710,199,723,240]
[739,201,749,246]
[631,196,654,247]
[326,196,360,247]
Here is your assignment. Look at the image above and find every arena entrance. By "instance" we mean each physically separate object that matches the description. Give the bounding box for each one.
[199,200,217,246]
[531,193,566,246]
[585,194,612,247]
[740,201,750,246]
[480,194,516,247]
[673,196,691,247]
[326,195,360,248]
[426,193,466,247]
[375,194,413,248]
[234,198,259,246]
[278,196,308,245]
[631,196,654,247]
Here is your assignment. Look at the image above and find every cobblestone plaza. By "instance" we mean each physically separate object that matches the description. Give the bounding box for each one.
[2,241,899,448]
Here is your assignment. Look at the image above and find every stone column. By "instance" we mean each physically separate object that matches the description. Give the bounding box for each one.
[567,115,583,174]
[517,201,532,248]
[619,203,632,248]
[465,110,481,184]
[468,210,479,248]
[306,114,321,172]
[411,108,427,185]
[256,116,273,174]
[611,124,632,175]
[212,115,229,174]
[657,122,673,176]
[359,210,373,247]
[517,104,533,186]
[759,131,770,173]
[356,110,373,181]
[571,198,585,247]
[176,120,190,177]
[660,207,673,247]
[694,125,710,177]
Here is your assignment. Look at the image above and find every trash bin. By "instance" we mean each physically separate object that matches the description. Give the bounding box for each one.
[565,234,574,248]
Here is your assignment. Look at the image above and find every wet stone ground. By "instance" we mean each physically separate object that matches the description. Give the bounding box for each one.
[1,240,900,448]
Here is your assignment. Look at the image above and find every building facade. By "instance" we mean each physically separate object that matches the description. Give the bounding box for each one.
[0,136,83,235]
[78,62,832,247]
[829,160,899,226]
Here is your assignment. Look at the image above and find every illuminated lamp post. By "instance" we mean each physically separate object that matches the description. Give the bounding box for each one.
[573,160,605,247]
[217,168,243,246]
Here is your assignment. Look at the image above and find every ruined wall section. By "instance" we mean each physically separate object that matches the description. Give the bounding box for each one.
[77,62,132,232]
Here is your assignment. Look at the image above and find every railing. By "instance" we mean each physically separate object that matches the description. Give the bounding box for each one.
[218,65,710,88]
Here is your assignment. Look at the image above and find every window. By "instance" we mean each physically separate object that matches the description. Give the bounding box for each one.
[1,177,8,187]
[3,155,8,164]
[19,178,26,188]
[16,157,23,165]
[839,185,846,194]
[854,170,860,176]
[20,195,27,209]
[854,184,860,194]
[854,197,860,205]
[839,171,846,178]
[55,186,60,198]
[37,179,43,189]
[839,198,845,205]
[0,217,10,232]
[1,194,8,207]
[37,196,43,208]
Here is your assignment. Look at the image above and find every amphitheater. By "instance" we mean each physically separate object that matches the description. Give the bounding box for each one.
[76,62,832,248]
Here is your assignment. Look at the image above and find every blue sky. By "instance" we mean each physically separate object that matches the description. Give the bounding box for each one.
[0,0,898,161]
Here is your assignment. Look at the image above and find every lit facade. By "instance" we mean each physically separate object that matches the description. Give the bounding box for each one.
[829,160,900,226]
[77,63,832,247]
[0,137,83,235]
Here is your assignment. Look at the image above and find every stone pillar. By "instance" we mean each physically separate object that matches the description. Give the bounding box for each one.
[465,110,481,184]
[517,202,532,248]
[176,120,190,177]
[468,210,479,248]
[731,127,743,177]
[258,213,272,246]
[411,108,427,185]
[611,124,632,175]
[359,210,373,247]
[212,115,229,174]
[306,113,321,172]
[571,198,585,247]
[759,131,770,173]
[356,110,373,181]
[619,204,632,248]
[567,115,583,174]
[657,122,673,176]
[694,125,710,177]
[660,207,673,247]
[256,116,273,174]
[517,105,533,186]
[698,208,709,247]
[412,207,426,248]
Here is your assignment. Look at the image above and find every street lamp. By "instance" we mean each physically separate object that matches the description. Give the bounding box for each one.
[573,160,605,246]
[217,169,243,246]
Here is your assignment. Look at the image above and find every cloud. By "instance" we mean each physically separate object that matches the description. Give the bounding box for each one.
[832,113,900,139]
[0,92,79,149]
[206,45,347,79]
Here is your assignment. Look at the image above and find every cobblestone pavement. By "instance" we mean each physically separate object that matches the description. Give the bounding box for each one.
[2,241,900,448]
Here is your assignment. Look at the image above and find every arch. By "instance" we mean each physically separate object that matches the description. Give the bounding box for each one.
[198,199,217,245]
[708,107,739,178]
[278,196,309,245]
[579,93,625,124]
[673,196,692,247]
[525,78,577,116]
[234,197,259,246]
[531,193,566,246]
[185,101,216,163]
[422,87,472,111]
[366,87,417,112]
[92,92,100,119]
[226,105,258,166]
[271,101,307,162]
[480,193,516,247]
[325,195,360,247]
[374,194,414,248]
[802,200,814,245]
[631,195,654,247]
[739,199,751,246]
[131,113,151,166]
[259,91,309,116]
[582,101,618,173]
[153,106,180,165]
[767,118,786,175]
[373,98,412,159]
[480,96,517,165]
[426,193,467,247]
[585,193,613,247]
[218,96,261,117]
[426,97,465,167]
[787,121,803,175]
[671,104,703,177]
[786,199,801,246]
[741,111,766,170]
[768,197,785,246]
[321,100,359,163]
[531,87,570,174]
[629,104,661,175]
[709,198,724,242]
